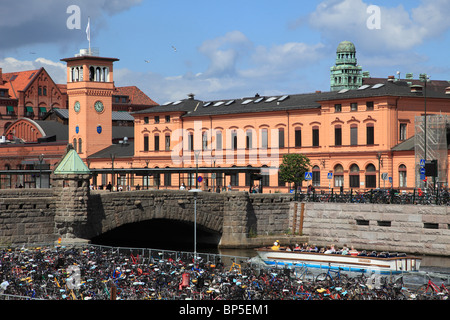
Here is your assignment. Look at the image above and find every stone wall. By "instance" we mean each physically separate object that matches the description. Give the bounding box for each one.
[297,202,450,256]
[0,189,56,245]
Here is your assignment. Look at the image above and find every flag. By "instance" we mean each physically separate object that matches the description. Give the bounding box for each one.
[86,17,90,42]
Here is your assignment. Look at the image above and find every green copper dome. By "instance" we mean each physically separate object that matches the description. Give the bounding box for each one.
[336,41,356,53]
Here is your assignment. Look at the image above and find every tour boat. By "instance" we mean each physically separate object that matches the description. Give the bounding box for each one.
[255,248,422,274]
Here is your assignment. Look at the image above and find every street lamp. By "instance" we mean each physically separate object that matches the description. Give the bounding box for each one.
[194,150,200,189]
[189,188,202,263]
[38,154,44,188]
[419,73,430,162]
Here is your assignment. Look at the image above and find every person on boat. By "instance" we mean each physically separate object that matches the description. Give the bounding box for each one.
[324,244,336,254]
[349,246,359,256]
[294,244,301,251]
[271,240,280,250]
[341,245,349,255]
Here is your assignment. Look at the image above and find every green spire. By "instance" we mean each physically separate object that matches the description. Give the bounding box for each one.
[53,147,90,175]
[330,41,363,91]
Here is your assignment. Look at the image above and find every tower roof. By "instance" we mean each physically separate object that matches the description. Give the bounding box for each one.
[53,148,90,175]
[337,41,356,53]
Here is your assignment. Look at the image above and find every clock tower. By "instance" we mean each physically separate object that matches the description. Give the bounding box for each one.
[61,51,119,159]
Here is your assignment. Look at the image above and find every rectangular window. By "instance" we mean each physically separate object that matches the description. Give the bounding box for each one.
[399,123,407,141]
[246,131,252,149]
[312,171,320,187]
[164,172,171,186]
[143,135,149,151]
[350,126,358,146]
[334,104,342,112]
[295,129,301,147]
[366,101,374,111]
[278,171,286,187]
[365,175,376,188]
[261,129,268,149]
[144,117,149,124]
[165,135,170,151]
[278,128,285,148]
[202,132,208,150]
[366,126,374,145]
[216,131,222,150]
[229,173,239,186]
[154,116,159,124]
[334,175,344,187]
[188,133,194,151]
[350,175,360,188]
[312,128,319,147]
[154,135,159,151]
[335,127,342,146]
[231,131,237,150]
[350,102,358,111]
[165,115,170,123]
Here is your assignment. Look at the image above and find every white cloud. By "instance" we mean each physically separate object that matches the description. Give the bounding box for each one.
[307,0,450,52]
[0,57,66,83]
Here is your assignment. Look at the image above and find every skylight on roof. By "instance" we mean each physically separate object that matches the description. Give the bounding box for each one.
[242,99,253,105]
[172,100,182,105]
[203,102,212,107]
[162,101,172,106]
[214,101,225,107]
[225,100,235,106]
[358,85,370,90]
[254,97,264,103]
[265,97,277,103]
[338,89,349,94]
[278,95,289,102]
[371,83,385,89]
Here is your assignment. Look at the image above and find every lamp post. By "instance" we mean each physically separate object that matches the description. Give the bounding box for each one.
[38,154,44,188]
[194,150,200,189]
[189,188,202,263]
[419,73,430,190]
[377,152,383,189]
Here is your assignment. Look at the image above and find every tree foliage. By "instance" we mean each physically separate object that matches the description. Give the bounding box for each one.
[278,153,311,187]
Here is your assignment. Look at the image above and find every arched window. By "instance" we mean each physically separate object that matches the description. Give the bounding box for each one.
[334,164,344,187]
[78,138,82,153]
[365,163,376,188]
[73,138,77,152]
[312,165,320,187]
[399,164,407,188]
[349,164,360,188]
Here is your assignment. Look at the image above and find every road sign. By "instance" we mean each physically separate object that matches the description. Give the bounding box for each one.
[327,172,333,179]
[420,159,426,167]
[420,167,426,175]
[304,172,312,180]
[197,176,203,183]
[389,177,392,184]
[381,173,389,180]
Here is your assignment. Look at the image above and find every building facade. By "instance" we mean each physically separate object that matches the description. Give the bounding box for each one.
[1,41,450,193]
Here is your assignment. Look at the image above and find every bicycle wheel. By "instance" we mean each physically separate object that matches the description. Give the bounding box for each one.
[316,273,331,285]
[299,270,315,283]
[416,284,435,300]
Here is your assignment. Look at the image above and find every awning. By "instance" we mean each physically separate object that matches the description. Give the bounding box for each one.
[39,107,47,113]
[6,106,14,112]
[25,106,34,113]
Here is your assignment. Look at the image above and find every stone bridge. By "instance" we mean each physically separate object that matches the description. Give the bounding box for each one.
[0,171,296,248]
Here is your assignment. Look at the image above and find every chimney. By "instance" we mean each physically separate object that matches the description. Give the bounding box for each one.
[0,68,3,84]
[387,75,395,82]
[187,93,195,100]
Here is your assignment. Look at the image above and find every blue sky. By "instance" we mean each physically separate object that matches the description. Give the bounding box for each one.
[1,0,450,104]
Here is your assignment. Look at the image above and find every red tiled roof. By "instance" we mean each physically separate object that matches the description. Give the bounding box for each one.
[113,86,158,106]
[0,69,41,98]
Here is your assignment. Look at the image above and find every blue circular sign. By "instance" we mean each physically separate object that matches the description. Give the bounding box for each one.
[197,176,203,183]
[75,126,79,134]
[97,125,102,134]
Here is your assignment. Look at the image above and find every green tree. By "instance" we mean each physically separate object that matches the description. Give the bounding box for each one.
[279,153,311,200]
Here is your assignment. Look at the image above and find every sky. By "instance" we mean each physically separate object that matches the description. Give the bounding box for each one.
[1,0,450,104]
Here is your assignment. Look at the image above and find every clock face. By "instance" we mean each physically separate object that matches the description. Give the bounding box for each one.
[94,101,104,113]
[74,101,80,113]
